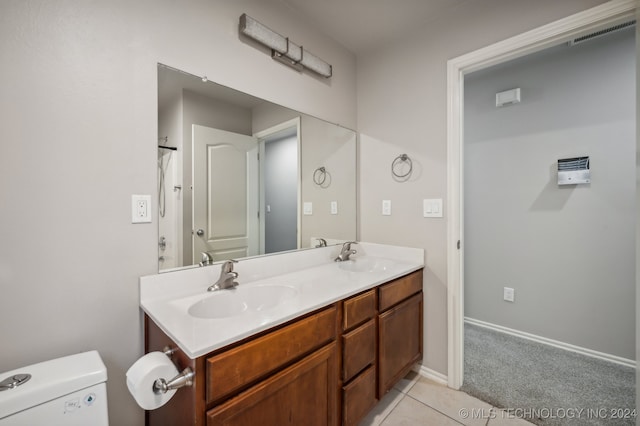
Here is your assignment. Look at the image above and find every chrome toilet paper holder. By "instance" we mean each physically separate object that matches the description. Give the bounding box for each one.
[152,346,195,395]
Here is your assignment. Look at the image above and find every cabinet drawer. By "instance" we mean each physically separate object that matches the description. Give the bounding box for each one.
[343,289,376,331]
[206,306,337,404]
[342,319,375,382]
[378,270,422,312]
[342,365,377,426]
[207,342,338,426]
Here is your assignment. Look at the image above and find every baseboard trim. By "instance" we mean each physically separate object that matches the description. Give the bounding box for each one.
[415,364,448,385]
[464,317,636,369]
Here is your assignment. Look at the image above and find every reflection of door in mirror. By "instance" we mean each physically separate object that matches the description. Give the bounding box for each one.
[257,120,300,254]
[192,125,259,263]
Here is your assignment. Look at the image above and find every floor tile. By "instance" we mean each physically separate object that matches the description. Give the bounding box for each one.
[408,377,492,426]
[359,389,405,426]
[380,395,464,426]
[487,410,536,426]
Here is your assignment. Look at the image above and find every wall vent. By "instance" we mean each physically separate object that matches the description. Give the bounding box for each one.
[558,157,590,185]
[568,20,635,46]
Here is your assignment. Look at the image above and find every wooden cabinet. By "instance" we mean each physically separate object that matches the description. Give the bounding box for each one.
[207,343,338,426]
[340,289,377,426]
[145,269,423,426]
[206,307,336,404]
[378,272,423,397]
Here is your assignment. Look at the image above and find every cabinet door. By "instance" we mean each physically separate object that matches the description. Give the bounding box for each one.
[207,343,338,426]
[378,292,423,397]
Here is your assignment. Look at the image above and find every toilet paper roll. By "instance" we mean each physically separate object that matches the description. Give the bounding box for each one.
[126,351,178,410]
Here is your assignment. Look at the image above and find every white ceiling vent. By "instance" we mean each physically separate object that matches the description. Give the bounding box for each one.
[568,20,635,46]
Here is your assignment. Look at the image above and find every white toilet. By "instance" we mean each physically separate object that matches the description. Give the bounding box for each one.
[0,351,109,425]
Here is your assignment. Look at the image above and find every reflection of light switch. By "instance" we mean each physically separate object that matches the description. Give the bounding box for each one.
[382,200,391,216]
[303,202,313,215]
[423,199,443,218]
[330,201,338,215]
[267,205,271,213]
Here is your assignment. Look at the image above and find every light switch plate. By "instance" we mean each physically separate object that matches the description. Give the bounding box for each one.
[330,201,338,215]
[382,200,391,216]
[503,287,515,302]
[132,194,152,223]
[303,202,313,215]
[423,199,443,218]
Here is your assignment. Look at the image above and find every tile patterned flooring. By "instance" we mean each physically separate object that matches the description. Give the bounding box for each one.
[360,371,535,426]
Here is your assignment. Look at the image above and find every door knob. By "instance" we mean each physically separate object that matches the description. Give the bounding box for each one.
[196,228,204,236]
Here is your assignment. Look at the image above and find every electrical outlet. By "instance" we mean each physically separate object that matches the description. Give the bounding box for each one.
[503,287,515,302]
[132,194,152,223]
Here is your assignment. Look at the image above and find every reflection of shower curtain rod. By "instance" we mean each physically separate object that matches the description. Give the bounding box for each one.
[158,136,177,151]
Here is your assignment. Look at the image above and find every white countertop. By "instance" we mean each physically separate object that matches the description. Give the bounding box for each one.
[140,242,424,359]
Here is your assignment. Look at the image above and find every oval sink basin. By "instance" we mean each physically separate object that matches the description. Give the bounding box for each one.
[188,285,298,319]
[338,257,396,273]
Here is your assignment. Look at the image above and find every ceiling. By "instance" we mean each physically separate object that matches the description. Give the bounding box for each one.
[280,0,470,53]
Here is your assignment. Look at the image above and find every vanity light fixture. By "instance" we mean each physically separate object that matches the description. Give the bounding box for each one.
[239,13,333,78]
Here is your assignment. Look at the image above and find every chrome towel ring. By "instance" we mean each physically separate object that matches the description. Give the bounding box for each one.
[313,166,327,186]
[392,154,412,180]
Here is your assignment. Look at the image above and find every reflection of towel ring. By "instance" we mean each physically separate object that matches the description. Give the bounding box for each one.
[313,167,327,186]
[392,154,412,180]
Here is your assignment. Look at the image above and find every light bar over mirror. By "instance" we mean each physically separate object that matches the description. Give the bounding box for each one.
[239,13,333,78]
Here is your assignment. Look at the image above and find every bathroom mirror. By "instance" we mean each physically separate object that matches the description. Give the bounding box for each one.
[158,64,357,271]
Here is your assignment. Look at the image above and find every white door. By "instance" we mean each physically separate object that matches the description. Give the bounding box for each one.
[192,125,259,263]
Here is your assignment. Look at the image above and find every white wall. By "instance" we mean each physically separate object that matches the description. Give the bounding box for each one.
[0,1,355,425]
[356,0,610,375]
[464,29,635,359]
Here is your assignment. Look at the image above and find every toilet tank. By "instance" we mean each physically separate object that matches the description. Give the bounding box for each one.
[0,351,108,425]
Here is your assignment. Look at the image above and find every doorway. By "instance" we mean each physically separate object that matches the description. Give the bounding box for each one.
[255,118,302,254]
[446,0,637,389]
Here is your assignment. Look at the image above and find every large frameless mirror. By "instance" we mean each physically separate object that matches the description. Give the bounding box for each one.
[157,64,357,272]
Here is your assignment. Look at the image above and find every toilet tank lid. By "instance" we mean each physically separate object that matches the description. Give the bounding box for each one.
[0,350,107,419]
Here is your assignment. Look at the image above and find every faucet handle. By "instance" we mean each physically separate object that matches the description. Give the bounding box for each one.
[221,259,238,272]
[343,241,357,249]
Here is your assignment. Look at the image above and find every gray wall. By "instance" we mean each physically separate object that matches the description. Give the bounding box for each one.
[0,2,355,425]
[464,29,635,359]
[356,0,610,375]
[636,9,639,414]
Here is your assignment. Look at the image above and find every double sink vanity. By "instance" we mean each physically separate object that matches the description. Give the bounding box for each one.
[140,242,424,426]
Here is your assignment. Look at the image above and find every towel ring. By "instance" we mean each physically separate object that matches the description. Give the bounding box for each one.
[313,167,327,186]
[391,154,412,180]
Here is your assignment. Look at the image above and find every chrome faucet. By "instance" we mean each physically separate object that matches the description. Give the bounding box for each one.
[199,252,213,267]
[334,241,357,262]
[315,238,327,248]
[207,260,239,291]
